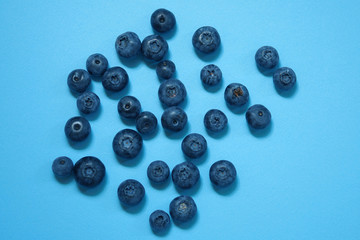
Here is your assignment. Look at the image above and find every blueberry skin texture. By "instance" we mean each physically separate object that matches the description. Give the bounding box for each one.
[151,8,176,33]
[52,156,73,177]
[209,160,237,187]
[181,133,207,159]
[136,111,158,135]
[255,46,279,71]
[158,79,187,107]
[86,53,108,77]
[156,60,176,80]
[64,116,91,141]
[141,35,168,61]
[67,69,91,94]
[169,195,197,223]
[161,107,188,132]
[117,96,141,119]
[73,156,106,188]
[112,129,143,159]
[147,160,170,184]
[102,67,129,92]
[201,64,222,86]
[224,83,249,107]
[273,67,296,91]
[192,26,221,54]
[204,109,228,132]
[246,104,271,129]
[117,179,145,206]
[76,92,100,114]
[115,32,141,58]
[149,210,171,234]
[172,162,200,189]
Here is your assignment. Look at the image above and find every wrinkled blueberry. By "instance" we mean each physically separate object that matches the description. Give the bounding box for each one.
[172,162,200,189]
[224,83,249,107]
[86,53,108,76]
[76,92,100,114]
[115,32,141,58]
[67,69,91,94]
[209,160,237,187]
[255,46,279,71]
[141,35,168,61]
[246,104,271,129]
[117,179,145,206]
[156,60,176,80]
[52,156,73,177]
[204,109,228,132]
[181,133,207,159]
[117,96,141,119]
[192,26,221,54]
[73,156,106,188]
[169,195,197,223]
[64,116,91,141]
[102,67,129,92]
[113,129,143,159]
[161,106,188,132]
[149,210,171,234]
[136,111,158,135]
[147,160,170,184]
[158,79,186,107]
[200,64,222,86]
[151,8,176,33]
[273,67,296,91]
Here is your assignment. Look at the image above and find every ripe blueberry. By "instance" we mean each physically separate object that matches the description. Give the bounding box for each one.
[147,160,170,184]
[64,116,91,141]
[136,111,158,135]
[117,96,141,119]
[86,53,108,77]
[204,109,228,132]
[151,8,176,33]
[52,156,73,177]
[192,26,221,53]
[76,92,100,114]
[117,179,145,206]
[67,69,91,94]
[141,35,168,61]
[156,60,176,80]
[115,32,141,58]
[102,67,129,92]
[158,79,187,107]
[73,156,106,188]
[209,160,237,187]
[181,133,207,159]
[169,195,197,223]
[172,162,200,189]
[273,67,296,91]
[149,210,171,234]
[255,46,279,71]
[113,129,143,159]
[224,83,249,107]
[200,64,222,86]
[161,106,188,132]
[246,104,271,129]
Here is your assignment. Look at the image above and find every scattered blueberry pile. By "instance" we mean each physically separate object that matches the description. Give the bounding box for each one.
[52,8,297,234]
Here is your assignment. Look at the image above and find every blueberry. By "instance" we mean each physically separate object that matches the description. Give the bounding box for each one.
[169,195,197,223]
[52,156,73,177]
[200,64,222,86]
[192,26,221,54]
[113,129,143,159]
[209,160,236,187]
[86,53,108,77]
[117,96,141,119]
[204,109,228,132]
[149,210,171,234]
[224,83,249,107]
[76,92,100,114]
[141,35,168,61]
[181,133,207,159]
[64,116,91,141]
[158,79,187,107]
[273,67,296,91]
[115,32,141,58]
[67,69,91,94]
[156,60,176,80]
[161,106,188,132]
[246,104,271,129]
[102,67,129,92]
[136,111,158,135]
[147,160,170,184]
[117,179,145,206]
[255,46,279,71]
[172,162,200,189]
[151,8,176,33]
[73,156,106,188]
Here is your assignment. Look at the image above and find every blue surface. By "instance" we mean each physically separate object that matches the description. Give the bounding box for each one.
[1,1,360,239]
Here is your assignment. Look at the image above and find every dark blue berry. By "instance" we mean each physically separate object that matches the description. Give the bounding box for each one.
[172,162,200,189]
[181,133,207,159]
[136,111,158,135]
[169,195,197,223]
[113,129,143,159]
[117,179,145,206]
[204,109,228,132]
[156,60,176,80]
[192,26,221,54]
[151,8,176,33]
[149,210,171,234]
[67,69,91,94]
[115,32,141,58]
[76,92,100,114]
[52,156,73,177]
[117,96,141,119]
[86,53,108,76]
[200,64,222,86]
[161,107,188,132]
[102,67,129,92]
[147,160,170,184]
[64,116,91,141]
[224,83,249,107]
[255,46,279,71]
[273,67,296,91]
[141,35,168,61]
[209,160,236,187]
[158,79,186,107]
[73,156,106,188]
[246,104,271,129]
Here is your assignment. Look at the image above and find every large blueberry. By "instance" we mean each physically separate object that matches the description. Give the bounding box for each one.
[141,35,168,61]
[136,111,158,135]
[113,129,143,159]
[169,195,197,223]
[76,92,100,114]
[117,96,141,119]
[67,69,91,94]
[255,46,279,71]
[73,156,106,188]
[52,156,73,177]
[151,8,176,33]
[200,64,222,86]
[209,160,237,187]
[245,104,271,129]
[149,210,171,234]
[158,79,186,107]
[147,160,170,184]
[273,67,296,91]
[156,60,176,80]
[102,67,129,92]
[181,133,207,159]
[172,162,200,189]
[64,116,91,141]
[86,53,108,77]
[115,32,141,58]
[224,83,249,107]
[192,26,221,53]
[161,106,188,132]
[117,179,145,206]
[204,109,228,132]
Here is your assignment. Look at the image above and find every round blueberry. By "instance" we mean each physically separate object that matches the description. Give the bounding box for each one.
[172,162,200,189]
[273,67,296,91]
[246,104,271,129]
[115,32,141,58]
[149,210,171,234]
[117,179,145,206]
[169,195,197,223]
[255,46,279,71]
[102,67,129,92]
[192,26,221,54]
[161,106,188,132]
[151,8,176,33]
[224,83,249,107]
[73,156,106,188]
[158,79,187,107]
[117,96,141,119]
[112,129,143,159]
[141,35,168,61]
[76,92,100,114]
[209,160,237,187]
[67,69,91,94]
[200,64,222,86]
[156,60,176,80]
[64,116,91,142]
[147,160,170,184]
[136,111,158,135]
[86,53,108,77]
[181,133,207,159]
[52,156,73,177]
[204,109,228,132]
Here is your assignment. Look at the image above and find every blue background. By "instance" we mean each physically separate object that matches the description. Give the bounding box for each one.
[1,0,360,239]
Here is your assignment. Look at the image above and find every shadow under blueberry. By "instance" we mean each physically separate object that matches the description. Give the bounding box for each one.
[118,55,142,68]
[54,174,73,184]
[227,100,250,115]
[120,194,147,214]
[161,97,188,110]
[77,174,107,196]
[80,104,102,121]
[173,211,199,229]
[194,44,222,62]
[174,177,201,196]
[90,75,103,82]
[104,81,130,100]
[153,24,178,40]
[184,150,208,166]
[120,116,136,126]
[206,125,229,139]
[248,121,273,138]
[202,78,223,93]
[114,147,145,167]
[67,132,92,150]
[149,176,171,190]
[212,177,238,196]
[164,123,189,139]
[142,126,160,140]
[275,82,298,98]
